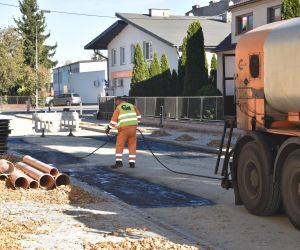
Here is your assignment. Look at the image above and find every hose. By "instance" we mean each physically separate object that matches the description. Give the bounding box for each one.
[78,128,223,180]
[136,129,223,180]
[77,133,112,159]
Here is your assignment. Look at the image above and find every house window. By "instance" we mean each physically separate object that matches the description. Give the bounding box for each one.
[111,49,117,66]
[237,13,253,34]
[268,6,281,23]
[143,41,153,60]
[120,47,125,65]
[131,44,135,64]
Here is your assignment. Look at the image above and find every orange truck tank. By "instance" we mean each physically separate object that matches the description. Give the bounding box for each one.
[219,17,300,230]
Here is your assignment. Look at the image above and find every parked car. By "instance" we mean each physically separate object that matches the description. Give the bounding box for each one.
[49,93,81,106]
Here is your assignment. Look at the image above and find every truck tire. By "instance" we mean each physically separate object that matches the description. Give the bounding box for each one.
[281,149,300,229]
[237,140,280,216]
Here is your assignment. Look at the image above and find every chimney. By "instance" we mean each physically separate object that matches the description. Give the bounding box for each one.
[149,8,170,17]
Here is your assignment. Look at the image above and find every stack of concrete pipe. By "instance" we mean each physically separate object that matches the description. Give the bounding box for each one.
[0,156,70,189]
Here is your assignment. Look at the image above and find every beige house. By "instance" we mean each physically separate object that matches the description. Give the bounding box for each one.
[215,0,282,116]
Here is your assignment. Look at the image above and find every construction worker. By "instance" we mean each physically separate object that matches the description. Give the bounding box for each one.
[105,96,141,169]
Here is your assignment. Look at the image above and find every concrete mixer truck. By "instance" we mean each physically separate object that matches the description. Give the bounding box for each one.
[217,17,300,229]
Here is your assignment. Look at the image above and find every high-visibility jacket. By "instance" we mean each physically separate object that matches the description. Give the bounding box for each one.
[109,101,141,130]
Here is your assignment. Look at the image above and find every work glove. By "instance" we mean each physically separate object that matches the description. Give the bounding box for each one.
[105,125,111,134]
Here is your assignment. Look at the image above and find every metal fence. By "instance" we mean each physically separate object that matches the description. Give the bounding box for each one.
[0,96,32,105]
[98,96,224,121]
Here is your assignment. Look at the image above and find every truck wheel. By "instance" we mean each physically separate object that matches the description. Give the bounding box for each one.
[281,149,300,229]
[237,140,280,215]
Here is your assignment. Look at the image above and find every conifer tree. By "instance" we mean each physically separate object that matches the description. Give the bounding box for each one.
[171,69,179,96]
[282,0,300,19]
[131,43,149,96]
[149,52,161,96]
[210,54,217,88]
[15,0,57,69]
[183,21,208,96]
[178,37,187,96]
[160,53,171,96]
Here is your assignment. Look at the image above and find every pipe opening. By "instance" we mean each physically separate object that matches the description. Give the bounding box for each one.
[0,174,7,180]
[40,175,54,190]
[15,177,29,189]
[50,168,59,176]
[55,174,70,186]
[29,180,39,189]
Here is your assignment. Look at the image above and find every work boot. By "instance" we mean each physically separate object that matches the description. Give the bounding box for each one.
[129,162,135,168]
[111,161,123,169]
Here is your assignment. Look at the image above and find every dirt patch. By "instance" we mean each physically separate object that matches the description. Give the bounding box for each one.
[0,180,103,204]
[151,129,171,137]
[175,134,195,141]
[83,237,201,250]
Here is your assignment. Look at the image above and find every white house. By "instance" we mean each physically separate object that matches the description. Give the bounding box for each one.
[52,60,107,104]
[85,9,231,96]
[215,0,282,116]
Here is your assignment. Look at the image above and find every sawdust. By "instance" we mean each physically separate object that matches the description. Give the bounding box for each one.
[151,129,171,137]
[83,237,201,250]
[0,216,49,250]
[0,180,103,204]
[175,134,195,141]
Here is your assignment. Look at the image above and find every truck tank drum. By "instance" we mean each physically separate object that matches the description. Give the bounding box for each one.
[264,17,300,113]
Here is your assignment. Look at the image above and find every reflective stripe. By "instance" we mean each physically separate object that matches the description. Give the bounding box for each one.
[115,154,123,157]
[129,155,136,158]
[129,160,135,163]
[110,121,117,125]
[118,118,137,126]
[119,113,136,119]
[116,157,122,160]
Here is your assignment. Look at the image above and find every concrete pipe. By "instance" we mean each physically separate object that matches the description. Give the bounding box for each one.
[54,173,71,187]
[9,169,29,189]
[16,162,54,190]
[0,159,14,174]
[22,155,59,176]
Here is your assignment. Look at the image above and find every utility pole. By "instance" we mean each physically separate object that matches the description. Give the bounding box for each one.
[35,25,39,109]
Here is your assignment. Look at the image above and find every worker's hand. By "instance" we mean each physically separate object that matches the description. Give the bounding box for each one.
[105,125,111,134]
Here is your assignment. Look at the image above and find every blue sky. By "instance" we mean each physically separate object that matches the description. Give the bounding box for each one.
[0,0,210,66]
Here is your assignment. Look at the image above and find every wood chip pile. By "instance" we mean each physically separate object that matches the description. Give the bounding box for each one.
[83,237,201,250]
[0,180,103,204]
[0,216,48,250]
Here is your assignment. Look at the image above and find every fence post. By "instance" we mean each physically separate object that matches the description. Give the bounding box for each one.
[176,97,179,120]
[144,97,146,116]
[159,105,164,128]
[200,97,203,121]
[216,97,218,120]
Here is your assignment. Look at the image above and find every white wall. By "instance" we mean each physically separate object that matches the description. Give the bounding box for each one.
[70,71,106,103]
[107,25,179,96]
[80,61,107,76]
[231,0,282,43]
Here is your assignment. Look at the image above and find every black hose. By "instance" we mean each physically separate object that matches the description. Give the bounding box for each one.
[77,133,113,159]
[136,129,223,180]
